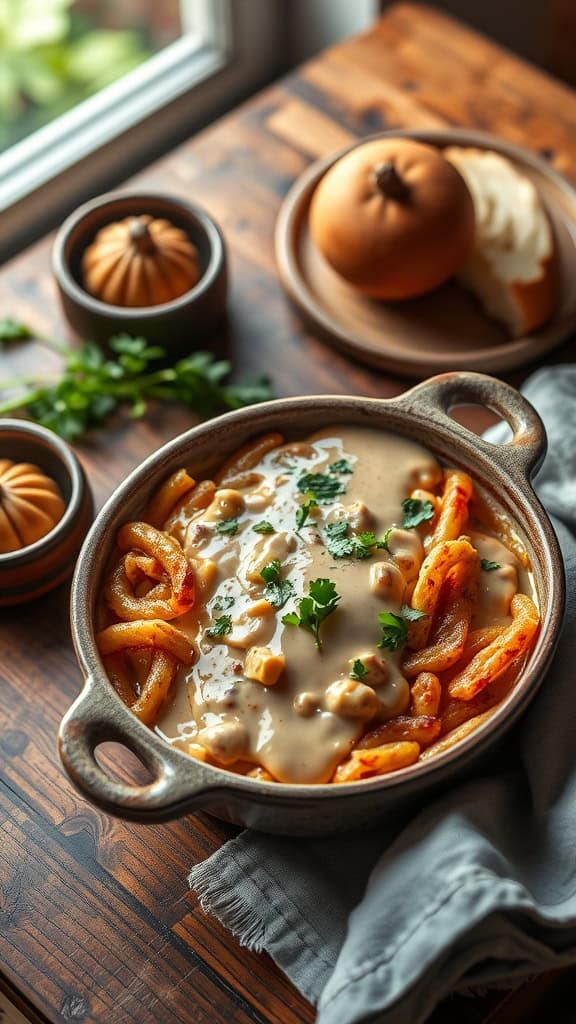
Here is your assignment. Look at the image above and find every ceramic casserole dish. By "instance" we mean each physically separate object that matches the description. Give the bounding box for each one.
[58,372,565,835]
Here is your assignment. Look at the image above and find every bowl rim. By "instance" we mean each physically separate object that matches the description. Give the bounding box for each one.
[52,190,226,316]
[0,417,87,565]
[65,376,565,811]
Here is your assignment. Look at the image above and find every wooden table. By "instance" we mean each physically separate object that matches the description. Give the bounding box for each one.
[2,5,576,1023]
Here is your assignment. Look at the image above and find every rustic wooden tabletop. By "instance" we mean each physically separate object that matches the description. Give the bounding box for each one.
[2,5,576,1023]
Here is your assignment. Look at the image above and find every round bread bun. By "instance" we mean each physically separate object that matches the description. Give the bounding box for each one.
[309,138,476,300]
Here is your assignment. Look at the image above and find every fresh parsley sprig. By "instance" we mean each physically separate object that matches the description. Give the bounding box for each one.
[324,520,355,559]
[377,606,426,651]
[297,472,346,504]
[260,560,294,610]
[350,659,368,681]
[211,595,235,612]
[206,614,232,639]
[295,492,318,532]
[329,459,353,474]
[217,517,240,536]
[481,558,501,571]
[401,497,435,529]
[0,324,274,441]
[252,520,275,534]
[354,529,391,559]
[282,577,340,649]
[324,522,391,561]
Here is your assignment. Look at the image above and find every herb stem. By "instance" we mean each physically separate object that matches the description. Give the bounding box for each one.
[0,388,46,414]
[34,333,74,356]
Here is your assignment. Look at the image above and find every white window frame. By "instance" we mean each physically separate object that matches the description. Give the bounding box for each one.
[0,0,231,211]
[0,0,284,261]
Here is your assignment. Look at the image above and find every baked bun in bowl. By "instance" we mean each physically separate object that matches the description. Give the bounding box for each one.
[309,138,476,300]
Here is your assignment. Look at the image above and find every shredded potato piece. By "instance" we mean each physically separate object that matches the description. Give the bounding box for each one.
[462,626,506,660]
[408,538,480,650]
[448,593,539,701]
[441,671,517,734]
[97,619,195,664]
[421,709,497,759]
[164,480,217,542]
[473,490,531,569]
[402,557,479,676]
[123,553,165,586]
[333,742,420,783]
[105,652,137,705]
[411,672,442,717]
[356,716,441,748]
[215,433,284,486]
[102,647,179,725]
[145,468,196,529]
[106,560,174,620]
[430,470,473,546]
[105,521,194,621]
[130,652,177,725]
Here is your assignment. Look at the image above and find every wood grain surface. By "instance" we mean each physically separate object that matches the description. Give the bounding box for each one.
[1,5,576,1023]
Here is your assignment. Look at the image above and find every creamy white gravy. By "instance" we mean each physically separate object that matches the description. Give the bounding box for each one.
[155,426,529,784]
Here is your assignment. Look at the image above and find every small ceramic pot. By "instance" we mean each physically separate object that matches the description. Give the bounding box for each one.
[0,420,93,605]
[52,192,227,355]
[58,372,564,835]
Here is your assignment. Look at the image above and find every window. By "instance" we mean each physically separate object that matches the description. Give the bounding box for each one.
[0,0,187,155]
[0,0,281,261]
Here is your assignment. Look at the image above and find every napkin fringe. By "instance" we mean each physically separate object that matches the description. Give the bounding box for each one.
[188,861,266,952]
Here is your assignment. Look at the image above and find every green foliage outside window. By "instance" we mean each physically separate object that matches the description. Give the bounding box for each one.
[0,0,151,152]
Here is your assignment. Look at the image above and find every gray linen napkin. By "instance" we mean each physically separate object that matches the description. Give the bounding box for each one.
[189,366,576,1024]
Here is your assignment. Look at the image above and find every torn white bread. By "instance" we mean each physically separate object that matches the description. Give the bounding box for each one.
[444,147,557,336]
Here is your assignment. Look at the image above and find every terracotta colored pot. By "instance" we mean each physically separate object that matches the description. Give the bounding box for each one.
[52,192,227,355]
[0,419,93,605]
[58,372,564,835]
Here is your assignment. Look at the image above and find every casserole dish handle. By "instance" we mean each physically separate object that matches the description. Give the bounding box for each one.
[398,371,546,480]
[58,675,221,822]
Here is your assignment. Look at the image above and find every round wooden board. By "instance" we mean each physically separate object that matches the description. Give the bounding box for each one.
[275,129,576,378]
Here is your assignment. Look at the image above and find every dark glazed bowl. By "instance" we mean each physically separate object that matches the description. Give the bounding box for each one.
[0,419,93,605]
[52,192,227,355]
[58,373,565,835]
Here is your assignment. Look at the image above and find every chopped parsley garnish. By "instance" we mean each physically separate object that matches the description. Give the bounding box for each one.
[296,492,318,532]
[216,516,240,536]
[206,615,232,639]
[282,577,340,649]
[260,560,294,610]
[211,595,235,612]
[377,606,426,651]
[324,520,355,559]
[329,459,353,475]
[324,522,391,561]
[252,520,275,534]
[350,659,368,681]
[355,530,391,558]
[377,612,407,651]
[481,558,501,571]
[260,560,281,583]
[297,472,346,504]
[401,497,435,529]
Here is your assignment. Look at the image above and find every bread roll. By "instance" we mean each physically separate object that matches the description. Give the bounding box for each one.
[444,147,557,336]
[309,139,476,300]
